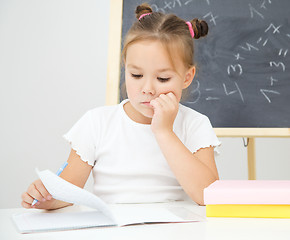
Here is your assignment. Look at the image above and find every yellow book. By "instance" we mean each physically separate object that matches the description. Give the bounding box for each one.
[206,205,290,218]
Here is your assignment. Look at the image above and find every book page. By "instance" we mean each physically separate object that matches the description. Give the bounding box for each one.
[36,169,115,220]
[13,210,116,233]
[13,169,205,233]
[110,205,205,226]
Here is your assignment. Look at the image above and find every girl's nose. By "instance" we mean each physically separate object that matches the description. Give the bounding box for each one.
[142,80,155,95]
[142,89,155,95]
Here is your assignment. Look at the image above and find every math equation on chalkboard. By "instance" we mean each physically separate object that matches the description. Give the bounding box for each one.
[121,0,290,127]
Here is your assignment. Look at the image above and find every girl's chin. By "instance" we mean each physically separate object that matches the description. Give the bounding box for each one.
[140,109,154,119]
[142,112,153,119]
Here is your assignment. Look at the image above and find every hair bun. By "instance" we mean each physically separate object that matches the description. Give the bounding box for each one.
[135,3,153,20]
[191,18,208,39]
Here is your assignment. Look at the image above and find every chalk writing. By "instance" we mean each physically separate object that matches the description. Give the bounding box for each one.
[163,1,173,10]
[223,83,237,95]
[256,37,268,46]
[270,76,278,86]
[239,43,259,52]
[234,53,245,61]
[265,23,282,34]
[279,49,288,57]
[206,97,219,101]
[260,0,272,9]
[227,64,243,76]
[205,88,220,101]
[249,4,264,19]
[187,80,201,104]
[151,0,202,12]
[172,0,182,7]
[203,12,218,25]
[269,61,286,72]
[151,0,218,25]
[235,82,244,103]
[260,89,280,103]
[222,82,244,102]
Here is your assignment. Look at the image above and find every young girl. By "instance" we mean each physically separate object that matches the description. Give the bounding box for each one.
[21,3,220,209]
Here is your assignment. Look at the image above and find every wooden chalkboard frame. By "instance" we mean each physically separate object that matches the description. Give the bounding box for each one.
[106,0,290,179]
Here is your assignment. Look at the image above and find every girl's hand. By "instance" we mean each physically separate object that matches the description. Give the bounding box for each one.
[150,92,179,135]
[21,179,54,209]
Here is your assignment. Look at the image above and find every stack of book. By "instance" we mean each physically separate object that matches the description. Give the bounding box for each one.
[204,180,290,218]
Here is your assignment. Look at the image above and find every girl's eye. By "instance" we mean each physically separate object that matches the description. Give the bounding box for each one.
[157,77,171,82]
[131,73,143,79]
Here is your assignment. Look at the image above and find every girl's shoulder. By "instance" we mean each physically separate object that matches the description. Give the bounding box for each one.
[88,100,126,120]
[89,104,119,115]
[178,103,209,123]
[177,104,220,154]
[176,103,214,134]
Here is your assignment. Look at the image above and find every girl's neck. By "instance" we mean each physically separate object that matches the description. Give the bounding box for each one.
[123,101,152,125]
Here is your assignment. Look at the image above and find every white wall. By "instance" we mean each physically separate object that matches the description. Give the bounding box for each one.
[0,0,109,208]
[0,0,289,209]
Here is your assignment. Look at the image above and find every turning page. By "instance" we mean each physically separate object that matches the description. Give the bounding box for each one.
[36,169,114,220]
[12,169,204,233]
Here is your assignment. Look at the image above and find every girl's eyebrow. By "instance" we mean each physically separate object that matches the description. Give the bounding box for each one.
[127,64,173,72]
[157,68,173,73]
[127,64,142,70]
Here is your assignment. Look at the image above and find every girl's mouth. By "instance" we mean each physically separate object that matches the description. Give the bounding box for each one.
[141,101,152,107]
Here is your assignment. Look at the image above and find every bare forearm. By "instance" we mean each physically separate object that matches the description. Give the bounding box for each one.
[155,131,218,205]
[149,93,218,205]
[21,149,92,210]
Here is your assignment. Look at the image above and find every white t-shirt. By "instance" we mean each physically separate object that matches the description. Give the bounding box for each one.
[63,99,221,203]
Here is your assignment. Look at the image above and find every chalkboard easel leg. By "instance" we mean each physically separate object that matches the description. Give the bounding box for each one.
[247,138,256,180]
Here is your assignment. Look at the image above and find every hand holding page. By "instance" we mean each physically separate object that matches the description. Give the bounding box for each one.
[35,168,114,220]
[13,169,204,233]
[32,162,68,206]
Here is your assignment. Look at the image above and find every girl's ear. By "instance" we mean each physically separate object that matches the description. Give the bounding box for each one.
[183,66,196,89]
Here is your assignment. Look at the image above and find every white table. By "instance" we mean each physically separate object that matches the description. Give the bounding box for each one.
[1,201,290,240]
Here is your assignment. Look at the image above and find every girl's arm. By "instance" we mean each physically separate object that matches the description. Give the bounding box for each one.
[21,149,93,210]
[150,93,219,205]
[154,131,218,205]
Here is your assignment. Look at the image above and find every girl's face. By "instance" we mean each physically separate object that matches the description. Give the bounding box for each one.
[124,40,195,124]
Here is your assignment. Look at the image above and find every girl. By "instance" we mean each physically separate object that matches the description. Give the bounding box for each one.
[21,3,220,209]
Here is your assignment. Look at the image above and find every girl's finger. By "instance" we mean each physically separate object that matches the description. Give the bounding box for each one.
[27,183,46,203]
[160,93,176,108]
[150,98,162,110]
[21,191,34,205]
[34,180,52,201]
[21,201,33,209]
[166,92,178,104]
[21,192,41,208]
[156,94,168,108]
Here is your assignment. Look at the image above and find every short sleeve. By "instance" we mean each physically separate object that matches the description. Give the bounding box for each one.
[63,111,97,166]
[185,116,221,154]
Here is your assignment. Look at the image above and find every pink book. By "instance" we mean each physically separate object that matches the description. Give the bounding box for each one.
[204,180,290,205]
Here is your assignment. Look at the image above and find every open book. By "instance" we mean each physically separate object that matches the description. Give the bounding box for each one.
[13,169,204,233]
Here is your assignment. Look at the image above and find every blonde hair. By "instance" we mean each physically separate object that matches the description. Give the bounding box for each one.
[121,3,209,98]
[122,3,208,68]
